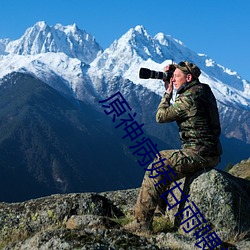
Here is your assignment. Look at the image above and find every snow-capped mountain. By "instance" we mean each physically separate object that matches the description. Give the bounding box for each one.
[0,52,94,100]
[0,21,103,100]
[0,22,249,152]
[89,25,250,110]
[1,22,249,110]
[3,21,102,64]
[0,21,250,201]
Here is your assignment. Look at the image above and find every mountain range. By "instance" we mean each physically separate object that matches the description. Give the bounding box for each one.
[0,21,249,202]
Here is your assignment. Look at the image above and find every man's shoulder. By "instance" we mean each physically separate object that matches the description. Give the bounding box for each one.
[185,82,212,96]
[191,82,210,90]
[177,82,215,107]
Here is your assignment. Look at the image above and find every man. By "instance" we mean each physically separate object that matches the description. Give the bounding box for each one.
[124,61,222,233]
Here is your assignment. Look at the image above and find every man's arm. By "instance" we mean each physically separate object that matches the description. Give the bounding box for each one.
[156,93,194,123]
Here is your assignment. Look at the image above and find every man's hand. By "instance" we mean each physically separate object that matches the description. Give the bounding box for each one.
[163,65,174,94]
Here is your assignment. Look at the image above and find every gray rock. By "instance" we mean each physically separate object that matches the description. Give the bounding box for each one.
[100,188,140,215]
[0,193,123,248]
[4,228,162,250]
[1,168,250,249]
[164,169,250,242]
[156,232,196,250]
[235,240,250,250]
[66,214,121,230]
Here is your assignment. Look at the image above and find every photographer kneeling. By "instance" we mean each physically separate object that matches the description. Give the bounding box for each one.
[124,61,222,233]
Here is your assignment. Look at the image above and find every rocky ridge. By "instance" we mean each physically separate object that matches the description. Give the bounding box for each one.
[1,168,250,250]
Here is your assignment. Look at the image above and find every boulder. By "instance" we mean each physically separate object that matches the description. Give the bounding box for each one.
[3,228,161,250]
[164,169,250,241]
[0,193,124,248]
[1,168,250,249]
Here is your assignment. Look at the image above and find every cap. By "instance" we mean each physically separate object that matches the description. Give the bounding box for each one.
[175,61,201,79]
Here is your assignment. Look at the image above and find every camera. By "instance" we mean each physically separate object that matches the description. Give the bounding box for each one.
[139,64,176,82]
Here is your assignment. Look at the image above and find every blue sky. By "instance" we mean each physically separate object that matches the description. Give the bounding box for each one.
[1,0,250,81]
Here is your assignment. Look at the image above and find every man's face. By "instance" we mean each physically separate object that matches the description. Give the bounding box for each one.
[172,68,188,90]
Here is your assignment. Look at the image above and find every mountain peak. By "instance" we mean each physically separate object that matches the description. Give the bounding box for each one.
[154,32,185,47]
[54,23,79,34]
[34,21,48,29]
[124,25,151,42]
[4,22,102,64]
[134,25,147,34]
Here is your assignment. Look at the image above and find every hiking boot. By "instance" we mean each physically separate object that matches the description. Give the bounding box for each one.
[124,219,152,233]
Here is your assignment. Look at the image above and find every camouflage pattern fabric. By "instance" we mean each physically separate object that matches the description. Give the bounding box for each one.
[156,80,222,157]
[134,80,222,223]
[134,149,220,222]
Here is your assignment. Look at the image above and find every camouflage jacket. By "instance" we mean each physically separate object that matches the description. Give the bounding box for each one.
[156,80,222,157]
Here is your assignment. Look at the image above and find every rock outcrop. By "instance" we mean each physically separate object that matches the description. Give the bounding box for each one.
[0,168,250,250]
[229,158,250,180]
[164,169,250,240]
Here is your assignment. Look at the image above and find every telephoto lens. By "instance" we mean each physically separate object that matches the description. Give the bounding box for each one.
[139,65,176,82]
[139,68,167,80]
